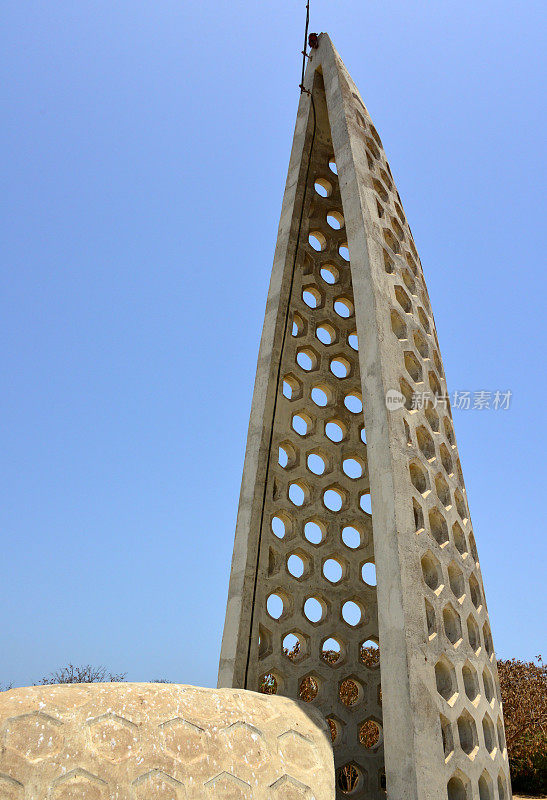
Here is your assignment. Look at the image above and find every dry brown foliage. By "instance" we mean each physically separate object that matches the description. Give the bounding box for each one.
[498,656,547,791]
[38,664,127,685]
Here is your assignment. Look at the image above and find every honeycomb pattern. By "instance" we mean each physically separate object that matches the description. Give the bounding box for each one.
[0,683,334,800]
[221,37,511,800]
[350,61,511,800]
[247,76,383,799]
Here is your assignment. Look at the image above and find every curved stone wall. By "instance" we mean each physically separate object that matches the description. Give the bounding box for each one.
[0,682,334,799]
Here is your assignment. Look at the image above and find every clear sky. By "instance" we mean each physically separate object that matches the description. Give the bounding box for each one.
[1,0,545,688]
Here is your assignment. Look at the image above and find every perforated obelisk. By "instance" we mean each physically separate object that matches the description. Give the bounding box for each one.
[219,34,511,800]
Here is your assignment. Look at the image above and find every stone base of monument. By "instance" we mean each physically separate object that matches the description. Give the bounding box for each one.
[0,683,335,799]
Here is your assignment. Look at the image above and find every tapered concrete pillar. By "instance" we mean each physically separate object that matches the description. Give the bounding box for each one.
[219,33,511,800]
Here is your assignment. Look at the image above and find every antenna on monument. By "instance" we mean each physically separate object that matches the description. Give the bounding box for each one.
[299,1,319,95]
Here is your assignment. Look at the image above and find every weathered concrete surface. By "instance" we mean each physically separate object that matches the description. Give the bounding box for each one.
[218,31,512,800]
[0,682,335,799]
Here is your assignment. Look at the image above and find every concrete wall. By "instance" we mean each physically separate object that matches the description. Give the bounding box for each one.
[218,33,511,800]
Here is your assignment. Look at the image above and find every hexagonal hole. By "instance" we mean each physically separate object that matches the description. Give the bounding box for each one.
[435,473,451,508]
[292,411,314,436]
[418,306,431,333]
[413,498,425,533]
[469,574,482,610]
[435,658,458,706]
[303,596,327,624]
[315,321,337,346]
[306,449,328,476]
[400,377,416,411]
[338,243,350,261]
[440,443,453,475]
[425,599,436,640]
[344,391,363,414]
[296,346,319,372]
[467,615,481,654]
[444,416,456,446]
[271,512,292,540]
[443,603,463,646]
[325,418,347,442]
[457,710,479,757]
[454,489,468,522]
[373,179,388,203]
[322,555,345,583]
[395,285,412,313]
[314,177,332,197]
[304,519,325,545]
[425,403,440,432]
[440,714,454,761]
[299,674,320,702]
[428,370,441,399]
[497,718,506,754]
[330,355,352,379]
[483,622,494,658]
[356,492,370,517]
[288,479,310,507]
[391,309,407,339]
[292,312,306,337]
[327,210,344,230]
[308,231,327,252]
[469,531,479,563]
[421,551,444,594]
[497,774,508,800]
[339,676,363,708]
[452,522,468,558]
[359,719,381,749]
[360,638,380,668]
[342,600,364,627]
[287,550,311,581]
[278,440,297,469]
[282,373,303,401]
[311,382,334,408]
[413,330,429,359]
[416,425,436,460]
[482,668,495,704]
[429,508,449,547]
[404,351,423,383]
[384,228,400,254]
[410,461,429,495]
[391,217,404,241]
[405,250,418,275]
[462,662,480,704]
[323,485,347,513]
[338,763,362,795]
[482,713,496,755]
[326,716,342,744]
[402,268,416,294]
[342,524,362,550]
[258,671,280,694]
[334,297,354,318]
[266,590,291,620]
[343,457,364,479]
[479,770,494,800]
[447,772,471,800]
[282,630,308,662]
[448,561,466,601]
[361,561,376,586]
[321,636,344,666]
[320,263,339,284]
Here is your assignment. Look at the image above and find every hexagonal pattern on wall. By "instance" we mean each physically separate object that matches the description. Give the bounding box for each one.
[0,683,334,800]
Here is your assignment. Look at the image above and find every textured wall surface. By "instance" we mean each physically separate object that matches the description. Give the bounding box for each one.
[218,33,511,800]
[0,682,334,799]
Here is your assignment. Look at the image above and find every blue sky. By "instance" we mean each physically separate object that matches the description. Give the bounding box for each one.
[1,0,545,688]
